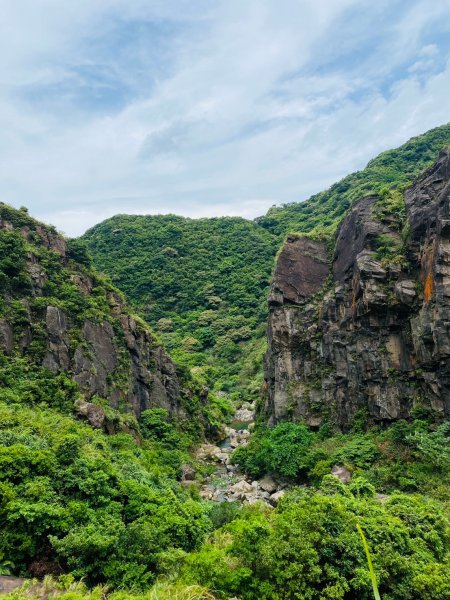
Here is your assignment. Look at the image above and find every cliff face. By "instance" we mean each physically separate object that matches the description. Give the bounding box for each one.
[265,151,450,430]
[0,205,180,422]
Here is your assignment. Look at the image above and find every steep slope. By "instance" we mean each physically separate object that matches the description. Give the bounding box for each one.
[83,124,450,404]
[0,203,181,427]
[83,216,278,398]
[0,204,226,587]
[265,150,450,430]
[257,122,450,237]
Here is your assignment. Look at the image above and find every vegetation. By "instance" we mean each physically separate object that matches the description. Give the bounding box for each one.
[0,402,212,589]
[82,216,277,403]
[1,408,449,598]
[167,417,450,599]
[2,126,450,597]
[256,123,450,237]
[83,123,450,405]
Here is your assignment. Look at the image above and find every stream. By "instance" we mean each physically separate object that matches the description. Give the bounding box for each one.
[194,402,286,506]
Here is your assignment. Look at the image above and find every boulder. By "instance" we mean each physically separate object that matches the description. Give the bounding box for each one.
[258,475,277,494]
[229,480,253,498]
[269,489,286,506]
[181,464,196,481]
[331,465,352,484]
[75,401,107,429]
[234,407,254,422]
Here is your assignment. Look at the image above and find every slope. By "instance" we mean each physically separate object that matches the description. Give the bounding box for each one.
[83,123,450,402]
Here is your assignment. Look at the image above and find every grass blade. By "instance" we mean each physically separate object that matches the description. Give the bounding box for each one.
[357,522,381,600]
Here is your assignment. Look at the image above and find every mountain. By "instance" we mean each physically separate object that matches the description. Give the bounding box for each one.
[265,150,450,430]
[0,203,235,588]
[83,215,278,401]
[256,122,450,237]
[0,203,229,438]
[83,123,450,404]
[0,203,181,426]
[1,125,450,598]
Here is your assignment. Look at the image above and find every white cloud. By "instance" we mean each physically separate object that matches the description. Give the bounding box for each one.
[0,0,450,235]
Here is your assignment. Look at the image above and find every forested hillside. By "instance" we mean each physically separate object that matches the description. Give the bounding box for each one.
[83,123,450,403]
[257,122,450,237]
[83,216,278,400]
[1,125,450,599]
[0,203,233,591]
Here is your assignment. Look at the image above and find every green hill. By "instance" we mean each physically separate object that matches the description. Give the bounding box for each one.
[83,216,278,399]
[1,125,450,598]
[257,122,450,237]
[83,123,450,401]
[0,203,223,589]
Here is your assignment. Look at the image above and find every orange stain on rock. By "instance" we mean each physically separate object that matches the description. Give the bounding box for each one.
[424,271,434,302]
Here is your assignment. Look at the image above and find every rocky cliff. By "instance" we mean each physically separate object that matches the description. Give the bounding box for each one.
[0,204,180,424]
[264,150,450,430]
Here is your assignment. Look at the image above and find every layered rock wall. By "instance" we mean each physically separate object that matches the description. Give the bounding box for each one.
[0,207,180,419]
[265,151,450,430]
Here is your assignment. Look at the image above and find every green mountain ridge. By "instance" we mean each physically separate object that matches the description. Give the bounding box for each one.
[82,122,450,402]
[0,124,450,598]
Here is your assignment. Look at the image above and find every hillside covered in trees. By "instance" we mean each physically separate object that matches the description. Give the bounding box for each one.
[0,125,450,599]
[83,123,450,403]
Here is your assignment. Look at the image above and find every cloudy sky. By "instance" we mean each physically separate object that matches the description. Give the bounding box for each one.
[1,0,450,236]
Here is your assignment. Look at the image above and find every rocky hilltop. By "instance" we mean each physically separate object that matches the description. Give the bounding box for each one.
[0,204,180,424]
[265,150,450,430]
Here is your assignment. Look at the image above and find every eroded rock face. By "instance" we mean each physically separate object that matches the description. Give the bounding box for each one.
[0,212,181,421]
[265,151,450,430]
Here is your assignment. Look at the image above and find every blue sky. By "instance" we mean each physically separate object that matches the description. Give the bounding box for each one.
[1,0,450,236]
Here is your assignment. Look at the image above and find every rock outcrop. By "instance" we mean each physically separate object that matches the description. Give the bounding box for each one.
[265,150,450,430]
[0,204,180,420]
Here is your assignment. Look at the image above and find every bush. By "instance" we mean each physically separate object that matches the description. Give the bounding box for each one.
[177,491,450,599]
[233,422,314,479]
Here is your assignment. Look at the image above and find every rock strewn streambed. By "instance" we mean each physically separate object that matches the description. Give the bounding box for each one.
[194,402,286,507]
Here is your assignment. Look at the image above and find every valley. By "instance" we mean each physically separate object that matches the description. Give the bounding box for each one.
[0,124,450,599]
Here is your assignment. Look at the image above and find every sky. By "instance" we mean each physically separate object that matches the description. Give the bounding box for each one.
[1,1,450,236]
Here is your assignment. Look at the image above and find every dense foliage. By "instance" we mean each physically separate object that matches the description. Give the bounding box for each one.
[232,418,450,498]
[83,123,450,403]
[83,216,277,400]
[0,401,210,588]
[1,411,449,598]
[0,205,227,589]
[166,417,450,599]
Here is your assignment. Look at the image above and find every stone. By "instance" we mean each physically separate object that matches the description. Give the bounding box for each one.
[331,465,352,484]
[196,444,223,462]
[43,306,70,373]
[0,319,13,354]
[234,407,254,422]
[229,480,253,497]
[181,464,196,481]
[0,206,183,423]
[264,150,450,429]
[269,489,286,506]
[258,475,277,494]
[75,400,107,429]
[243,493,260,505]
[394,280,416,305]
[217,452,230,464]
